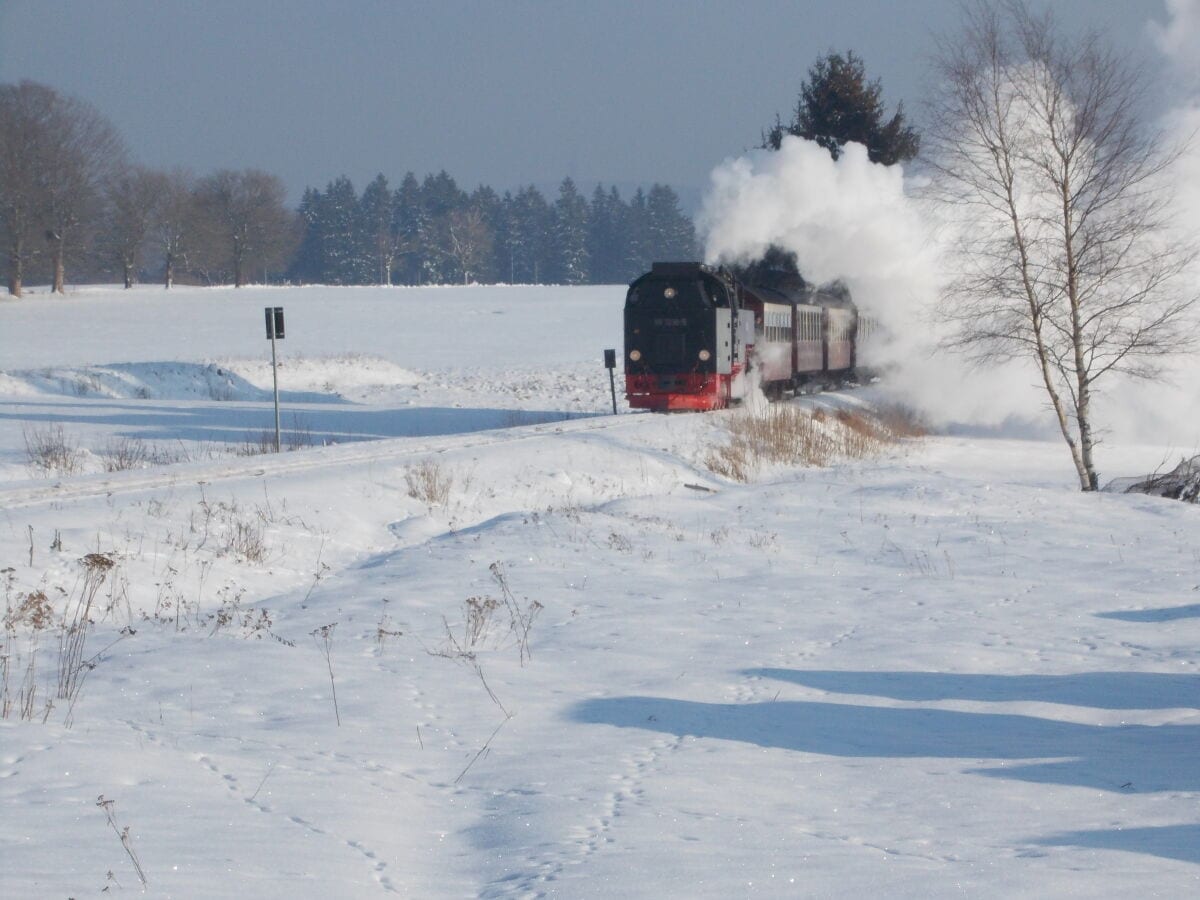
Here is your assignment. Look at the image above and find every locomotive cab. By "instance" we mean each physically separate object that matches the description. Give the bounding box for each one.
[624,262,748,410]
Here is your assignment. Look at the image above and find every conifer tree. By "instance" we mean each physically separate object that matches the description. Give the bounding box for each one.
[764,50,919,165]
[623,188,651,278]
[420,170,467,282]
[320,176,364,285]
[392,172,425,285]
[646,184,696,262]
[359,173,395,285]
[551,177,589,284]
[468,185,503,283]
[289,187,325,283]
[506,186,551,283]
[587,184,623,284]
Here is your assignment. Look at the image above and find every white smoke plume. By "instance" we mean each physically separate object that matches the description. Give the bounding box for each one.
[698,13,1200,457]
[698,136,1050,434]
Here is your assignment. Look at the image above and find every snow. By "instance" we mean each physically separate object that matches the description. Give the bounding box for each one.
[1,284,1197,898]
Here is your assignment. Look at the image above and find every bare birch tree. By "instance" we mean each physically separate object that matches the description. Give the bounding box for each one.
[927,1,1197,490]
[447,207,493,284]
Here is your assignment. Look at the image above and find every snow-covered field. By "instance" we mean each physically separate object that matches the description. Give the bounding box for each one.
[1,284,1197,898]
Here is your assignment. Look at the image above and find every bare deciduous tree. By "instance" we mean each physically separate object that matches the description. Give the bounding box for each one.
[104,166,169,289]
[39,91,127,293]
[0,81,126,296]
[152,170,198,289]
[447,207,493,284]
[0,82,53,297]
[928,0,1197,490]
[193,169,295,287]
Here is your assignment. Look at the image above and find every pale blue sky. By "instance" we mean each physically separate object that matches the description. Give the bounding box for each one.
[0,0,1173,203]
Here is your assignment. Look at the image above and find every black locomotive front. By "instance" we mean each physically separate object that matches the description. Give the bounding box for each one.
[624,262,743,410]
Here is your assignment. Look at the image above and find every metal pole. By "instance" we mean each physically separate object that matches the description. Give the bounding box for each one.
[271,332,281,452]
[608,367,617,415]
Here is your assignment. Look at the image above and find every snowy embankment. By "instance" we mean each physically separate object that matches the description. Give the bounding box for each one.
[1,285,1197,898]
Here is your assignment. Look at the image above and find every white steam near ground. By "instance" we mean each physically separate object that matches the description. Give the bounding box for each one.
[698,1,1200,461]
[698,137,1049,435]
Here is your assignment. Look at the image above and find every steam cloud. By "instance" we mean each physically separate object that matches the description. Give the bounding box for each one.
[698,8,1200,456]
[698,137,1049,435]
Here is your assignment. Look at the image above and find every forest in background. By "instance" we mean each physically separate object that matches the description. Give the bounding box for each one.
[0,80,695,294]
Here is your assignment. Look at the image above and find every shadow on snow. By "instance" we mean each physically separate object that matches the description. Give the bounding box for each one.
[570,665,1200,862]
[1034,824,1200,865]
[741,668,1200,711]
[1095,603,1200,623]
[0,398,588,445]
[571,693,1197,792]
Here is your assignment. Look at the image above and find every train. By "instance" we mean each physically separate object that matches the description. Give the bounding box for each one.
[623,261,878,411]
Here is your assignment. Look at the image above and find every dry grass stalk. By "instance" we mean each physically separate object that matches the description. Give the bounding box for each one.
[96,795,147,888]
[706,403,919,482]
[405,459,454,508]
[490,562,542,666]
[56,554,115,724]
[310,623,341,726]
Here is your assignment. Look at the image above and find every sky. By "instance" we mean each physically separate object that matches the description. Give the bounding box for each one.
[0,0,1177,206]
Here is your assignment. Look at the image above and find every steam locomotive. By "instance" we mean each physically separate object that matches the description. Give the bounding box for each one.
[623,261,875,411]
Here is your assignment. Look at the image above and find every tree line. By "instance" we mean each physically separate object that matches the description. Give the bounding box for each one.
[290,173,695,287]
[0,79,695,296]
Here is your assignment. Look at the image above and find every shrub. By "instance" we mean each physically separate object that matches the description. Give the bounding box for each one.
[102,437,150,472]
[23,424,83,476]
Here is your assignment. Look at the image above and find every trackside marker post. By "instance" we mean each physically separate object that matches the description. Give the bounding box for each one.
[265,307,285,452]
[604,349,618,415]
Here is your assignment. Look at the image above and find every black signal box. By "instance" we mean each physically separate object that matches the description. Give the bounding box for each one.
[265,307,285,340]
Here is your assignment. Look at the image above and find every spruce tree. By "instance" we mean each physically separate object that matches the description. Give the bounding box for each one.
[551,177,589,284]
[420,171,467,282]
[507,186,551,283]
[289,187,325,283]
[359,173,394,285]
[623,188,651,278]
[320,176,364,285]
[764,50,919,165]
[587,184,621,284]
[468,185,503,283]
[646,184,696,262]
[392,172,426,284]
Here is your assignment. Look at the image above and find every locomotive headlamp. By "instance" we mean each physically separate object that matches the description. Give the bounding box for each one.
[663,287,676,299]
[629,349,642,361]
[698,349,711,361]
